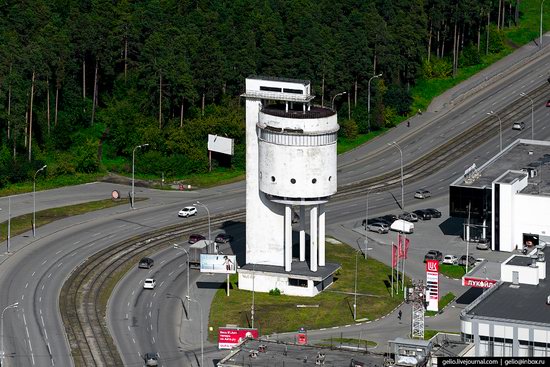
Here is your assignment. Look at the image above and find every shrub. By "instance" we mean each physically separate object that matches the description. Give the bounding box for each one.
[269,288,281,296]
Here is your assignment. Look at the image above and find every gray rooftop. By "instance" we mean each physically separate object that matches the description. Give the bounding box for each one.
[217,339,384,367]
[451,140,550,195]
[506,255,536,266]
[239,262,340,281]
[465,259,501,280]
[247,75,310,85]
[465,247,550,325]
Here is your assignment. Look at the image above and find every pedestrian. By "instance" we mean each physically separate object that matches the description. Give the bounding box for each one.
[398,310,402,320]
[407,120,410,127]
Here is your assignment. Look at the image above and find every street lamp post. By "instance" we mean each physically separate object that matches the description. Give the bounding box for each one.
[131,144,149,209]
[388,142,405,211]
[194,201,211,245]
[541,0,546,47]
[364,188,374,260]
[354,250,359,320]
[520,92,535,140]
[33,165,47,237]
[486,111,502,152]
[186,297,203,367]
[173,244,190,320]
[1,302,19,366]
[367,73,383,132]
[331,91,346,111]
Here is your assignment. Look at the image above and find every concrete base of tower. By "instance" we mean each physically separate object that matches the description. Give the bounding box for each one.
[238,262,341,297]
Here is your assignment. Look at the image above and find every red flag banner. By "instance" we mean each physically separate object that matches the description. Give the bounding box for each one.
[398,234,406,259]
[392,243,398,267]
[404,237,410,259]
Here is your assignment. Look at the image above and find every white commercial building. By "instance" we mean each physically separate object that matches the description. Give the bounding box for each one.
[239,76,340,297]
[450,139,550,252]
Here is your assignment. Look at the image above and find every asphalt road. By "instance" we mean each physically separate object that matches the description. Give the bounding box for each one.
[0,37,549,367]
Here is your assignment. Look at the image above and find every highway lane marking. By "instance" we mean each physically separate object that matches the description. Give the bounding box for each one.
[149,302,153,308]
[132,338,136,344]
[41,260,47,265]
[42,284,45,290]
[55,250,62,255]
[160,260,166,265]
[91,232,101,237]
[21,294,24,300]
[118,224,127,228]
[125,313,128,319]
[86,242,96,248]
[41,315,45,327]
[152,336,156,344]
[44,328,48,341]
[25,282,28,288]
[39,297,42,303]
[178,263,184,268]
[132,290,135,295]
[168,271,174,276]
[32,271,35,277]
[73,240,80,245]
[160,281,165,287]
[57,262,63,268]
[127,302,130,307]
[107,234,116,239]
[128,326,131,331]
[48,273,52,279]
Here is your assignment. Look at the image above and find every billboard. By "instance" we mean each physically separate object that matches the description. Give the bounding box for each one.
[208,134,234,156]
[425,260,439,312]
[462,277,497,288]
[200,254,237,274]
[218,328,258,349]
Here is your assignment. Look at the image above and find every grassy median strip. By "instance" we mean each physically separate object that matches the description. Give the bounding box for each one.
[439,264,467,279]
[425,292,456,317]
[209,241,406,341]
[0,198,137,241]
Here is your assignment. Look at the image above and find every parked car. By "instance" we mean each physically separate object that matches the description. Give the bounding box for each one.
[512,122,525,130]
[188,234,206,244]
[458,255,476,267]
[143,278,156,289]
[398,212,418,222]
[215,233,233,244]
[424,208,442,218]
[178,206,197,217]
[138,257,154,269]
[144,352,159,366]
[476,238,490,250]
[364,214,397,227]
[412,209,432,220]
[366,222,390,234]
[390,219,414,234]
[442,255,458,265]
[546,99,550,107]
[424,250,443,262]
[414,189,431,199]
[475,258,486,266]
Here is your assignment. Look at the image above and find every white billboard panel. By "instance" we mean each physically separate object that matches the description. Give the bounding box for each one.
[208,135,234,156]
[200,254,237,274]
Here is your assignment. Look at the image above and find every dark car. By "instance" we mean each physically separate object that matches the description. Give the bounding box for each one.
[215,233,233,244]
[424,208,442,218]
[458,255,476,267]
[424,250,443,262]
[413,209,432,220]
[138,257,154,269]
[144,352,159,366]
[363,215,397,227]
[188,234,206,244]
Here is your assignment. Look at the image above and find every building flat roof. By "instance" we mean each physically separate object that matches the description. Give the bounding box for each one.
[247,75,310,85]
[465,260,501,280]
[465,247,550,325]
[218,339,384,366]
[506,255,536,266]
[239,262,340,281]
[451,140,550,195]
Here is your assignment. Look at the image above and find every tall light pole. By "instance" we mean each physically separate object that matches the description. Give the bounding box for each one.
[1,302,19,366]
[354,250,359,320]
[186,296,203,367]
[367,73,383,132]
[364,188,374,260]
[486,111,502,152]
[541,0,546,47]
[33,164,47,237]
[331,91,346,111]
[173,244,190,319]
[388,142,404,211]
[194,201,211,245]
[131,143,149,209]
[520,92,535,140]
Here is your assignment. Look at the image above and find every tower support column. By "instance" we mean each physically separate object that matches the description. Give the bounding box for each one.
[299,206,306,261]
[310,205,318,271]
[285,205,292,271]
[319,204,325,266]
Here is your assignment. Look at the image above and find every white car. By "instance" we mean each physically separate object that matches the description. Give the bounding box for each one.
[442,255,458,265]
[178,206,197,217]
[143,278,156,289]
[414,189,431,199]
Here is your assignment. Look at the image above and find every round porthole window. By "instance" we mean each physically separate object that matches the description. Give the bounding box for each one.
[291,178,296,184]
[329,176,332,181]
[312,178,317,184]
[271,176,276,182]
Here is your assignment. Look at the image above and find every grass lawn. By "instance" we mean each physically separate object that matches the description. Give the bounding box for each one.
[425,292,456,317]
[424,329,460,340]
[0,198,135,241]
[208,241,407,341]
[439,264,466,279]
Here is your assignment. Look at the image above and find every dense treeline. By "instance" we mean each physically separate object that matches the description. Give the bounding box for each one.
[0,0,516,186]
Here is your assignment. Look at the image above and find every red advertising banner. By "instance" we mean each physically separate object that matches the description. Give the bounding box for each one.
[218,328,259,349]
[425,259,439,312]
[462,277,497,288]
[426,259,439,273]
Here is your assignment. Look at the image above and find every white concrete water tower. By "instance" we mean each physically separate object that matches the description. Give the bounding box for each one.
[239,76,340,297]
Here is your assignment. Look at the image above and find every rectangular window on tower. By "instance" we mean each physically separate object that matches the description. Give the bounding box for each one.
[289,278,308,287]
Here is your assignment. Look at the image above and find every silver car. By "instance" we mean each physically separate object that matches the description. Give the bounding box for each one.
[414,189,431,199]
[366,222,389,234]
